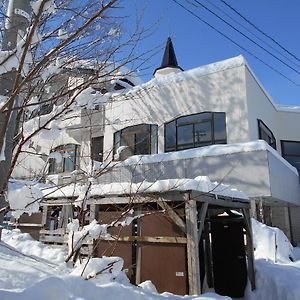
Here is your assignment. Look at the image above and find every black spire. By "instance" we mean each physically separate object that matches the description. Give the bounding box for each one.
[154,37,183,75]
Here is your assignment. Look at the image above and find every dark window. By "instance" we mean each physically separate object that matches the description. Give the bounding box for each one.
[281,141,300,173]
[258,119,276,149]
[91,136,104,162]
[113,124,158,159]
[48,144,80,174]
[164,112,227,152]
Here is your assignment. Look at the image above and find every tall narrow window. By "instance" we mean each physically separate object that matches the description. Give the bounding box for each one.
[164,112,226,152]
[91,136,104,162]
[48,144,80,174]
[258,119,276,149]
[113,124,158,159]
[281,141,300,173]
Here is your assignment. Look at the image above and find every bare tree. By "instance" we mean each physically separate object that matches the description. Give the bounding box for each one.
[0,0,157,222]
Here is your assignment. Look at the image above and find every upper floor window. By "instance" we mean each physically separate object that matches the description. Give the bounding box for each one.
[258,119,276,149]
[91,136,104,162]
[281,141,300,173]
[164,112,227,152]
[48,144,80,174]
[113,124,158,159]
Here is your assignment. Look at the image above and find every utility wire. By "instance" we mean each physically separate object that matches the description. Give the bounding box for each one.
[188,0,300,77]
[219,0,300,64]
[203,0,300,70]
[171,0,300,88]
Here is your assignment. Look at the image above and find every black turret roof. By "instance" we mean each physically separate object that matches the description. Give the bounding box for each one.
[153,37,183,75]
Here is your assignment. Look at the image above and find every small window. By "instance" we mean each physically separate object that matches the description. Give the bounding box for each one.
[258,119,276,149]
[48,144,80,174]
[113,124,158,159]
[281,141,300,173]
[164,112,227,152]
[91,137,104,162]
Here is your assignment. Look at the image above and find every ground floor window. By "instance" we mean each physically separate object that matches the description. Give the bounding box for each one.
[281,140,300,173]
[113,124,158,159]
[164,112,226,152]
[48,144,80,174]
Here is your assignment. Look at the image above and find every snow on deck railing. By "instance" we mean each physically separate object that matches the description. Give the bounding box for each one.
[120,140,298,175]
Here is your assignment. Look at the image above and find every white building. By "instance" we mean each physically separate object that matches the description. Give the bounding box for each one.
[13,38,300,244]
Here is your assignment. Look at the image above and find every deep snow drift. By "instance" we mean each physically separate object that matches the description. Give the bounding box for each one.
[0,229,229,300]
[2,220,300,300]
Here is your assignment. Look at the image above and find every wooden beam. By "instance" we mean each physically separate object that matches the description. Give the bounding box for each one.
[198,202,208,243]
[157,199,186,234]
[100,235,187,244]
[191,191,250,209]
[242,208,256,291]
[185,193,201,295]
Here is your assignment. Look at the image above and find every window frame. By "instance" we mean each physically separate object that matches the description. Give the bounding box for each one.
[257,119,276,149]
[113,123,158,159]
[48,144,80,174]
[281,140,300,172]
[164,112,227,152]
[91,136,104,162]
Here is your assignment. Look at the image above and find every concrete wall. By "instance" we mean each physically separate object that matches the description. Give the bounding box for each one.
[104,63,250,160]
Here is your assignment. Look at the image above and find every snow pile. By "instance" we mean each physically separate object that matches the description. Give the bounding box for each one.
[0,229,230,300]
[244,220,300,300]
[7,181,45,219]
[71,257,126,283]
[251,218,294,263]
[2,229,66,264]
[45,176,248,202]
[67,219,108,256]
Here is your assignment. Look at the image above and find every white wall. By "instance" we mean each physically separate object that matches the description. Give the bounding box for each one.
[104,61,250,160]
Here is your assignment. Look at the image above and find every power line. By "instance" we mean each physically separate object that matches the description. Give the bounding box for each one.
[188,0,300,77]
[219,0,300,64]
[203,0,300,70]
[170,0,300,88]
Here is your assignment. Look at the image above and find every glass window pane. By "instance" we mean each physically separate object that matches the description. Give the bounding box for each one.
[284,155,300,170]
[165,121,176,150]
[91,137,103,162]
[177,124,194,146]
[194,122,212,145]
[282,142,300,155]
[258,120,276,149]
[214,113,226,141]
[135,132,150,154]
[177,112,211,125]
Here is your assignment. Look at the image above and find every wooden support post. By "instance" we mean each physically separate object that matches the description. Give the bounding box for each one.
[198,202,208,243]
[185,193,201,295]
[242,208,256,291]
[135,206,142,285]
[41,205,48,227]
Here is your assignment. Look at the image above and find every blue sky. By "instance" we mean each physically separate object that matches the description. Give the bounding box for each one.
[121,0,300,105]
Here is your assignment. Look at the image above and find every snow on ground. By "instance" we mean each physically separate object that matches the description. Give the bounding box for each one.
[0,229,229,300]
[244,219,300,300]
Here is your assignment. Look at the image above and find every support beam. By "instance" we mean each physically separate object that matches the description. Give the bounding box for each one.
[157,199,186,234]
[242,208,256,291]
[198,202,208,242]
[185,193,201,295]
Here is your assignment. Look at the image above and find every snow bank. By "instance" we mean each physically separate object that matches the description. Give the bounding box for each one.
[2,229,66,264]
[0,230,230,300]
[252,219,294,263]
[7,181,45,219]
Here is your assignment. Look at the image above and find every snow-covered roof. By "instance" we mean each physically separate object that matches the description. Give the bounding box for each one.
[109,55,246,100]
[42,176,248,202]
